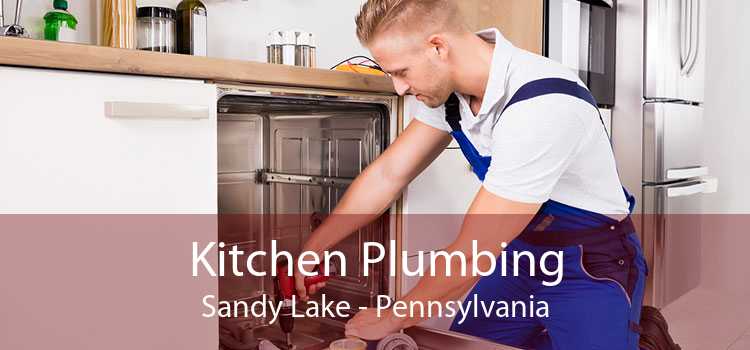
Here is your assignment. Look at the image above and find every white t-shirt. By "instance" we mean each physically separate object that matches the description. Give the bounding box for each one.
[413,28,629,215]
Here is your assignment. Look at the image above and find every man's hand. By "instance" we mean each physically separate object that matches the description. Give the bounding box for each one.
[293,258,327,302]
[345,308,405,340]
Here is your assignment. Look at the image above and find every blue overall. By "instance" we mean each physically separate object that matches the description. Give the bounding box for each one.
[446,78,648,350]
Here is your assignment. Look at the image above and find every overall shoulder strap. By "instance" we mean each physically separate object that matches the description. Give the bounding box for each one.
[501,77,598,114]
[443,78,599,132]
[444,93,462,132]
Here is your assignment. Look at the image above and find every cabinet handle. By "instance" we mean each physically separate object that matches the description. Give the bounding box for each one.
[104,102,210,120]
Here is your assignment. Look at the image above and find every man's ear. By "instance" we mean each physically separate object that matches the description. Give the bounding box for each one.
[427,34,449,61]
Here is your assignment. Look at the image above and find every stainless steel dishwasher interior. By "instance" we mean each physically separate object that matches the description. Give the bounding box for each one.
[217,93,390,349]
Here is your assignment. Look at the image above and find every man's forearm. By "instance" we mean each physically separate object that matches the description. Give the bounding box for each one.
[392,188,540,328]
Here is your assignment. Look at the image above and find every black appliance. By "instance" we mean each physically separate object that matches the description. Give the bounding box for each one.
[543,0,617,107]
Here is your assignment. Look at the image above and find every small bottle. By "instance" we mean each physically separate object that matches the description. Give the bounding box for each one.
[43,0,78,42]
[176,0,207,56]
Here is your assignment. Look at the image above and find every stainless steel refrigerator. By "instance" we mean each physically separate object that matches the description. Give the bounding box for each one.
[641,0,717,308]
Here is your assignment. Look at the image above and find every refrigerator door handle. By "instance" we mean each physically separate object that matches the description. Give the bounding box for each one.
[679,0,690,71]
[666,166,709,180]
[702,176,719,194]
[689,0,701,75]
[681,0,700,76]
[665,178,718,197]
[667,182,705,197]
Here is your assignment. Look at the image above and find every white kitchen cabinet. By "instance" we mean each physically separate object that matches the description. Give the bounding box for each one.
[402,148,481,254]
[0,67,217,213]
[402,148,480,214]
[0,67,218,350]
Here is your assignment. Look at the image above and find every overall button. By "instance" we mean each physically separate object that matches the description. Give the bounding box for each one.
[618,259,625,266]
[610,225,616,230]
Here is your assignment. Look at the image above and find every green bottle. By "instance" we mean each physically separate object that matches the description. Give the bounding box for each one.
[176,0,207,56]
[43,0,78,42]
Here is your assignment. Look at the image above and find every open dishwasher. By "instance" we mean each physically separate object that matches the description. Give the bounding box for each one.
[216,84,397,350]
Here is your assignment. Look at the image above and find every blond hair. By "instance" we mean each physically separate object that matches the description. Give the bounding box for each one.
[355,0,463,45]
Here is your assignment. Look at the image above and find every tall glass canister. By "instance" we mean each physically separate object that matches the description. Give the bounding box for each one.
[136,7,176,53]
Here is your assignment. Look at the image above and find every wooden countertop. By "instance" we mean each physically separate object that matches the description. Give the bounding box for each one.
[0,37,395,94]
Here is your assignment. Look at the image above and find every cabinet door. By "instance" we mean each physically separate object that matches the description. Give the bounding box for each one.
[0,67,218,350]
[0,67,217,213]
[402,148,481,252]
[458,0,544,54]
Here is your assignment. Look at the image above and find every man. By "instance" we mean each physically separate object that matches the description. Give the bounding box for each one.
[295,0,647,349]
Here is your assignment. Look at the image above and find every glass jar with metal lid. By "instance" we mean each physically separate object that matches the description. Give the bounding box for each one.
[294,31,316,68]
[266,31,283,64]
[266,29,317,68]
[136,6,176,53]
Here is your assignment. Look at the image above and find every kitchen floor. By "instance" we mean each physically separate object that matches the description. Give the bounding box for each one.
[661,287,750,349]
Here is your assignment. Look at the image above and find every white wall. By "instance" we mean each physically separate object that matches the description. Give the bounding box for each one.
[700,1,750,293]
[701,1,750,214]
[4,0,370,69]
[203,0,370,68]
[2,0,96,42]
